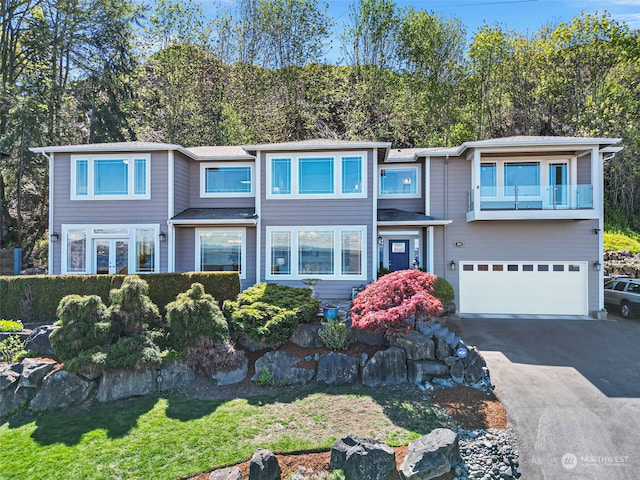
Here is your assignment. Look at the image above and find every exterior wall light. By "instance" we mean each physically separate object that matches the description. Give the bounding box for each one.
[592,228,601,235]
[450,260,456,271]
[377,235,383,245]
[50,232,60,242]
[593,261,602,271]
[159,232,167,242]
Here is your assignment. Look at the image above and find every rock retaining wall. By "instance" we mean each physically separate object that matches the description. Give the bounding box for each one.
[0,319,491,417]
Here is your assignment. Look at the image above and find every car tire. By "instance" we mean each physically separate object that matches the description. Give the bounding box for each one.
[620,302,632,319]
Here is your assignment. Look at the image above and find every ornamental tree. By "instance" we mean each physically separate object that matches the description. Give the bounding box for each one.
[350,269,443,333]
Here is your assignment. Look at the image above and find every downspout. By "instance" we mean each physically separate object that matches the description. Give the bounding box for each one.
[444,155,449,277]
[167,150,175,272]
[46,151,54,274]
[255,150,261,286]
[373,148,378,278]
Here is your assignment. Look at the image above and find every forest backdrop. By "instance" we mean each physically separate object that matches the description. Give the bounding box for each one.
[1,0,639,267]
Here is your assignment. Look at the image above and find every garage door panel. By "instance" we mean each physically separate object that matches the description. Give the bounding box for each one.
[459,261,588,315]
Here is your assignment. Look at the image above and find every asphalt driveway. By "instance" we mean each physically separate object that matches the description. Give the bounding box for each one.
[461,315,640,479]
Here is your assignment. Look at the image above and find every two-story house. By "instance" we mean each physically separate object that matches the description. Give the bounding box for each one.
[31,136,623,318]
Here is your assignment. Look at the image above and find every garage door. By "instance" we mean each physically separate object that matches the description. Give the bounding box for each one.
[459,261,588,315]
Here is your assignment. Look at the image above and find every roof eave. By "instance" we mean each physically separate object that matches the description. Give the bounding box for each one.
[242,142,392,151]
[169,219,258,226]
[377,220,453,226]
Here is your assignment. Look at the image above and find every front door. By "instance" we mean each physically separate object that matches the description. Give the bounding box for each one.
[95,239,129,274]
[389,240,410,271]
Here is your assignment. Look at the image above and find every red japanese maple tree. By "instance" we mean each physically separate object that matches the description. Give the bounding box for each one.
[351,269,444,333]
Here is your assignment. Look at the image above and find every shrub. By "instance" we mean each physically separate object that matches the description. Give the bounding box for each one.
[0,335,29,363]
[351,270,443,334]
[0,320,23,332]
[432,277,455,306]
[226,301,298,344]
[50,295,115,359]
[183,340,246,375]
[231,283,318,323]
[223,283,319,344]
[319,319,353,350]
[50,276,163,375]
[109,275,161,335]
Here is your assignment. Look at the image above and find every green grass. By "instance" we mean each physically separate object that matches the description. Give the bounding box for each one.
[604,227,640,254]
[0,386,452,480]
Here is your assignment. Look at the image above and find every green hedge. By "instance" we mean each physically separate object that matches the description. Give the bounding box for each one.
[0,272,240,323]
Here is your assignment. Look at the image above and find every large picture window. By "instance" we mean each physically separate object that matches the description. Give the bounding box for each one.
[71,154,150,200]
[379,166,420,197]
[504,162,540,196]
[200,163,253,197]
[267,152,366,199]
[196,229,246,279]
[266,226,367,280]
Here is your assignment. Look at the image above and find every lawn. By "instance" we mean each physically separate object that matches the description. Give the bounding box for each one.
[0,385,452,480]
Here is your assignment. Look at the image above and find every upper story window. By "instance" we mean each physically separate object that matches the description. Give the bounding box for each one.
[71,154,150,200]
[378,165,421,198]
[267,152,366,199]
[200,162,254,197]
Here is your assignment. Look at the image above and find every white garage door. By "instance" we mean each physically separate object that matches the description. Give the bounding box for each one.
[459,261,588,315]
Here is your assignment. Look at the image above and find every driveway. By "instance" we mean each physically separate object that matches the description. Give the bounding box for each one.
[461,315,640,479]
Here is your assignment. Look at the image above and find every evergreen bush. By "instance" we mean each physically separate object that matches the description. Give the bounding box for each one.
[0,320,23,332]
[226,301,298,344]
[231,283,318,323]
[432,277,455,306]
[166,282,229,352]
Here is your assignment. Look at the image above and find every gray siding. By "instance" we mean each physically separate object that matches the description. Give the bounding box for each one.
[51,150,170,274]
[173,153,190,215]
[437,156,600,314]
[258,149,376,298]
[188,160,255,209]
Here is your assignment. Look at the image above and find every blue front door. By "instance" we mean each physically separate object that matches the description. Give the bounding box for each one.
[389,240,410,271]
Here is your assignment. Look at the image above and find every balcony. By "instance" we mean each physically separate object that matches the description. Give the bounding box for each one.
[467,184,597,221]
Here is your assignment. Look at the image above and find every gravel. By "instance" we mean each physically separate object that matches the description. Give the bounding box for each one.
[452,426,521,480]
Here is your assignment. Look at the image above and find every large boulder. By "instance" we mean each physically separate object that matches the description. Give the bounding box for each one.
[248,448,281,480]
[362,347,407,387]
[210,467,242,480]
[18,358,57,388]
[0,364,21,391]
[387,331,435,360]
[157,360,195,392]
[29,369,96,411]
[212,357,249,386]
[251,351,315,385]
[97,369,155,402]
[329,434,396,480]
[406,360,449,385]
[433,335,451,361]
[399,428,461,480]
[316,352,359,386]
[290,323,324,348]
[0,385,32,417]
[25,325,58,357]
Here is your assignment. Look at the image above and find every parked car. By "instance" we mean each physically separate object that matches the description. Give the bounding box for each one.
[604,277,640,318]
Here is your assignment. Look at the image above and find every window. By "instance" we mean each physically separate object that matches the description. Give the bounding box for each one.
[61,224,159,274]
[266,152,366,198]
[480,163,496,196]
[196,229,246,279]
[504,162,540,196]
[271,158,291,195]
[266,226,366,280]
[200,163,253,197]
[135,228,155,272]
[67,230,87,273]
[71,154,150,200]
[379,166,420,197]
[342,157,362,194]
[299,158,333,195]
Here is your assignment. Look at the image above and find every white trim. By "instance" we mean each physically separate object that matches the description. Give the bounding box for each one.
[255,150,262,283]
[70,153,151,200]
[265,226,368,281]
[244,141,391,151]
[48,152,55,274]
[195,227,247,279]
[168,151,175,273]
[378,164,422,199]
[372,149,378,279]
[61,224,160,274]
[169,218,257,226]
[199,162,255,198]
[265,151,368,199]
[595,147,605,310]
[424,157,431,216]
[427,227,434,273]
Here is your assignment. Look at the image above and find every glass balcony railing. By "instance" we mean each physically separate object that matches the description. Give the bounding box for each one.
[468,184,594,212]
